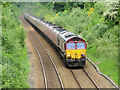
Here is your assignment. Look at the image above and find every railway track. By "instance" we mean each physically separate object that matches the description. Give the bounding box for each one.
[82,68,100,89]
[22,17,64,89]
[86,57,119,89]
[21,17,118,89]
[70,70,82,89]
[70,69,100,89]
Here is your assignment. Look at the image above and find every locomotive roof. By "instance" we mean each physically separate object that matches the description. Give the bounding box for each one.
[25,14,84,42]
[59,30,81,41]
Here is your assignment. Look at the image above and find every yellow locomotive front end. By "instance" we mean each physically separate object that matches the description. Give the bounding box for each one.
[65,40,86,67]
[66,49,86,59]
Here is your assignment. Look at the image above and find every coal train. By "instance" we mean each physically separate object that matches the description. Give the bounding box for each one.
[24,14,87,67]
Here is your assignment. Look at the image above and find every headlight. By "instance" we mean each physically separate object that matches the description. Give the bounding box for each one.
[67,55,70,56]
[81,52,83,53]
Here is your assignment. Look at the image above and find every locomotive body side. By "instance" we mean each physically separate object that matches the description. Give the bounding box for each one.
[25,14,60,46]
[35,19,60,46]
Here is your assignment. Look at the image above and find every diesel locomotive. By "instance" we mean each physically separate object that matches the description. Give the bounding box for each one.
[24,14,87,67]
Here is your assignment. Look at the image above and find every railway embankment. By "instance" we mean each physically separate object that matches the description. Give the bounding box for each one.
[2,3,30,88]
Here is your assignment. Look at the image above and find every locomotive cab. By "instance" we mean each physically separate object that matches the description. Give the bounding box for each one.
[65,37,87,67]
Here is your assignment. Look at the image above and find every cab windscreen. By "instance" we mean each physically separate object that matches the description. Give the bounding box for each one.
[67,43,75,49]
[77,43,85,49]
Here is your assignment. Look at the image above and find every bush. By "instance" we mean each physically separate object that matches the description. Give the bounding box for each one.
[2,2,30,88]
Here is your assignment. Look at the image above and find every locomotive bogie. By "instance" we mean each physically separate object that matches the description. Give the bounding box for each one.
[66,57,86,67]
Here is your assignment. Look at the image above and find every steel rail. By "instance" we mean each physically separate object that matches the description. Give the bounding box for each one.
[86,57,119,89]
[82,68,100,90]
[25,27,48,89]
[27,22,64,89]
[22,20,48,88]
[70,70,82,89]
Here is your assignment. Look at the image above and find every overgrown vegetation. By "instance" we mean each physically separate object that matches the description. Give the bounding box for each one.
[22,2,119,85]
[1,2,30,88]
[1,2,119,88]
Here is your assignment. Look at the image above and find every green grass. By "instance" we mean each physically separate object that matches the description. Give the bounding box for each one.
[87,47,118,85]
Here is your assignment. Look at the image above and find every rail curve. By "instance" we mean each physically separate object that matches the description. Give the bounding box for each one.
[87,57,119,89]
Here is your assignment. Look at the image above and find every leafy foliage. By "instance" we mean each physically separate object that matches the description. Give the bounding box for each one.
[2,2,30,88]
